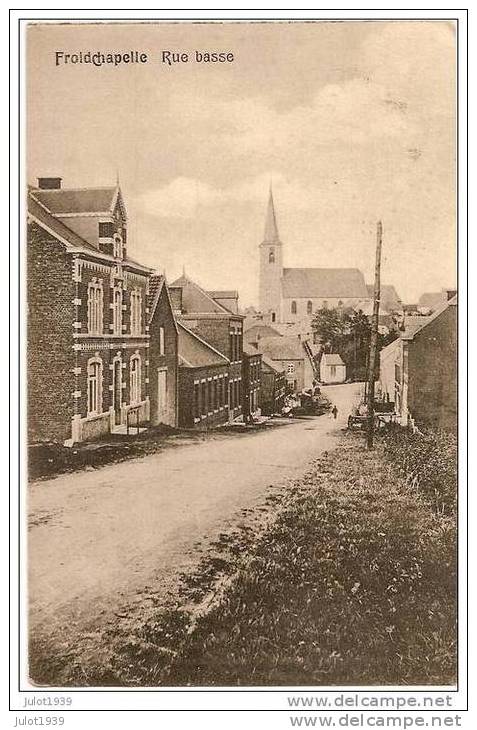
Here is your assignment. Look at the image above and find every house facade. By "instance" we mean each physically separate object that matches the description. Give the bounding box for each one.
[242,344,262,421]
[260,355,287,415]
[378,296,457,432]
[177,322,230,429]
[28,178,152,445]
[170,274,244,422]
[320,354,346,384]
[147,275,179,428]
[255,335,315,393]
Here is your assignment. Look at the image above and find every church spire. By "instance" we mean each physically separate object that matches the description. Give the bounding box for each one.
[263,185,280,243]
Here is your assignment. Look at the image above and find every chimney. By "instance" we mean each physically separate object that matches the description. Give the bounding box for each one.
[37,177,62,190]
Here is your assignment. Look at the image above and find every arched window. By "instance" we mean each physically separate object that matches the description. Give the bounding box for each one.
[130,355,141,404]
[130,289,142,335]
[87,281,103,334]
[87,357,103,416]
[269,248,275,263]
[291,301,297,314]
[113,233,123,259]
[307,300,313,315]
[113,287,122,335]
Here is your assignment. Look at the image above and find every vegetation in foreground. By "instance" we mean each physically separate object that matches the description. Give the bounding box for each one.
[30,429,456,687]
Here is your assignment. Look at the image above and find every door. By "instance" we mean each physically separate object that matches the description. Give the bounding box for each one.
[113,360,122,425]
[157,369,167,423]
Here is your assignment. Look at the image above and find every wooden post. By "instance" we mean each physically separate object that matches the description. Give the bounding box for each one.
[366,220,383,449]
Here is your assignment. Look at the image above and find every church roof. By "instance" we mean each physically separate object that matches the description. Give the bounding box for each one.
[262,187,281,244]
[282,268,368,299]
[170,274,233,315]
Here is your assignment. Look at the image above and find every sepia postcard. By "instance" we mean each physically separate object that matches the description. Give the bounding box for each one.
[9,9,468,725]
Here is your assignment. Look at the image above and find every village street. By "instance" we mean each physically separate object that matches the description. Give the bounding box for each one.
[28,383,360,657]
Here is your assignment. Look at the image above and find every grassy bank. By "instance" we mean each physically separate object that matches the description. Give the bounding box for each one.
[30,430,456,687]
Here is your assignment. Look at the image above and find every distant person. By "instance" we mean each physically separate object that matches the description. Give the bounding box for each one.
[331,405,338,420]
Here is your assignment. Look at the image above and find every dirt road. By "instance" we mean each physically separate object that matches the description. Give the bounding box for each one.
[28,383,360,655]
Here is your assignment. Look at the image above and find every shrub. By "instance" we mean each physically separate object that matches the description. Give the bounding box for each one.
[381,428,457,517]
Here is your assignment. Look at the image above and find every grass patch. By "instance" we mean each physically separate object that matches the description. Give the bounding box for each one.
[29,431,456,687]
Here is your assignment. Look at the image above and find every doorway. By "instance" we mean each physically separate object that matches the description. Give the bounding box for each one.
[157,368,167,423]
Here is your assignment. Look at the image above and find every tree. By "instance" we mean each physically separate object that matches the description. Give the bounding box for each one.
[311,308,345,351]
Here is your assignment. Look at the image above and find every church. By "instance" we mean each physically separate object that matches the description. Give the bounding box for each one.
[258,189,370,324]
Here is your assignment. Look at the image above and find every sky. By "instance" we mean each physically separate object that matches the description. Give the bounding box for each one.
[27,20,456,306]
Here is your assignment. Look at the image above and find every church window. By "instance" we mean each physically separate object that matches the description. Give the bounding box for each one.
[323,300,329,309]
[269,248,275,263]
[291,301,297,314]
[307,300,313,315]
[271,312,276,323]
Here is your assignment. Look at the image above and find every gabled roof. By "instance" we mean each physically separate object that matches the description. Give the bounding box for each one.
[401,295,457,341]
[321,353,345,366]
[282,268,368,299]
[31,186,118,215]
[147,275,179,333]
[261,353,285,374]
[208,290,238,299]
[257,335,305,361]
[171,274,234,316]
[27,188,150,273]
[244,324,283,341]
[178,322,230,368]
[243,342,262,357]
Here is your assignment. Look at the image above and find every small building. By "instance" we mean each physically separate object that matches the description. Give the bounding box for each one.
[379,296,457,432]
[320,354,346,384]
[177,322,230,429]
[242,343,262,421]
[147,275,179,427]
[260,355,287,415]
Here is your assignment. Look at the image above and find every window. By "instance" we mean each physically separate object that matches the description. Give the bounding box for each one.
[323,300,329,309]
[98,222,113,238]
[208,380,213,413]
[113,234,123,259]
[130,355,141,404]
[271,312,276,323]
[194,383,200,419]
[338,300,343,307]
[307,300,313,315]
[130,290,142,335]
[269,248,275,263]
[330,365,337,377]
[201,382,207,416]
[87,358,103,416]
[287,362,295,374]
[291,301,297,314]
[87,282,103,335]
[159,326,165,355]
[113,287,122,335]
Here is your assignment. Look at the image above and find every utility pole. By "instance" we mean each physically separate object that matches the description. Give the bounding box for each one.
[366,220,383,449]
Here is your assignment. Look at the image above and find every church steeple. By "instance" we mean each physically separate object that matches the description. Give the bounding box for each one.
[263,185,281,244]
[259,186,283,320]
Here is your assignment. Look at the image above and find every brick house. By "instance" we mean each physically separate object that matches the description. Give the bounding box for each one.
[378,295,457,432]
[170,274,244,422]
[27,178,152,445]
[260,354,287,415]
[242,343,262,421]
[147,275,179,427]
[177,322,230,429]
